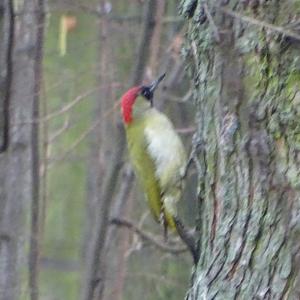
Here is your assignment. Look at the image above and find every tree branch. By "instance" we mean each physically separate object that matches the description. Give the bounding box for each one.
[216,5,300,41]
[48,101,119,165]
[110,217,187,254]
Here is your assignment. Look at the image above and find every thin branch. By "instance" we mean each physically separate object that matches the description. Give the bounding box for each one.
[176,126,196,134]
[216,6,300,41]
[162,88,193,103]
[38,87,100,122]
[48,116,70,144]
[48,100,119,165]
[13,84,120,125]
[110,217,187,254]
[48,119,99,165]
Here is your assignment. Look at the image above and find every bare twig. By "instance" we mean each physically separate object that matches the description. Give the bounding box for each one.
[162,88,193,103]
[216,6,300,41]
[49,120,100,164]
[38,87,100,122]
[176,126,196,134]
[48,116,70,144]
[13,84,120,125]
[110,217,187,254]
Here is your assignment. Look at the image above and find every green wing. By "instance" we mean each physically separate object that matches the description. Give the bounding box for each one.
[126,118,162,222]
[126,117,177,230]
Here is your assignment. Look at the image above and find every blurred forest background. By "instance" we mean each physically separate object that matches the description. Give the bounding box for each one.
[0,0,196,299]
[2,0,300,299]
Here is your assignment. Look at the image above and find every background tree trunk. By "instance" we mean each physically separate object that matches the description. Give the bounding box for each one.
[0,0,45,299]
[180,0,300,298]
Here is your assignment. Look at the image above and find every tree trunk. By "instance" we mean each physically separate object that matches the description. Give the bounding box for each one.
[81,1,118,299]
[28,1,45,299]
[82,1,159,299]
[0,0,45,299]
[180,1,300,299]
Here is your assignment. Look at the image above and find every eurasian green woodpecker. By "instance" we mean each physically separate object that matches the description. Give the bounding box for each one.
[121,74,186,230]
[121,75,198,262]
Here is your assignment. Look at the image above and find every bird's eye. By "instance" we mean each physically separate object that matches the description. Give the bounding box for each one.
[141,87,152,101]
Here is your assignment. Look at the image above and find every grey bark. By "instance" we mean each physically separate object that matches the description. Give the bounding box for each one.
[180,0,300,299]
[29,1,45,299]
[0,0,44,299]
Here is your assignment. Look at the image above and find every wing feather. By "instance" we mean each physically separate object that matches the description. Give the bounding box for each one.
[126,118,162,222]
[144,110,186,228]
[126,108,186,230]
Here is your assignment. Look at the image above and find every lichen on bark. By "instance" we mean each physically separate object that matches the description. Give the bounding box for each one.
[180,0,300,299]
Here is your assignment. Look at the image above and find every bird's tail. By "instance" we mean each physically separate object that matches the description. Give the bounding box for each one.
[173,217,199,264]
[161,209,176,241]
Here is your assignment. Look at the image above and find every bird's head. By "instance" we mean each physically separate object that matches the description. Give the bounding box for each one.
[121,74,165,124]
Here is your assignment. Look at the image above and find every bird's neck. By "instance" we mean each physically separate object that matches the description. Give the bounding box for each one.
[131,95,152,121]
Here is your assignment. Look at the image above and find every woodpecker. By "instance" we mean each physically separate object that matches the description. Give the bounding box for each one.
[121,74,198,263]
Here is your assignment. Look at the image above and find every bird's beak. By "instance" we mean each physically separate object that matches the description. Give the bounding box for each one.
[148,73,166,93]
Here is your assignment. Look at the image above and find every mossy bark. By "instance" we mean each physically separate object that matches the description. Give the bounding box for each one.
[180,1,300,298]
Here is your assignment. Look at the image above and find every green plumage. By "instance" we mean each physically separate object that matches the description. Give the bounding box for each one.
[125,96,186,230]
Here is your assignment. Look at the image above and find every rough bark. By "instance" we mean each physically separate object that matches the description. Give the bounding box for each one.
[180,0,300,299]
[0,0,44,299]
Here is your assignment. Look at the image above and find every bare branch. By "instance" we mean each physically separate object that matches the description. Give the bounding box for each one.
[48,100,119,165]
[49,120,99,165]
[216,6,300,41]
[48,116,70,144]
[110,217,187,254]
[176,127,196,134]
[13,83,121,125]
